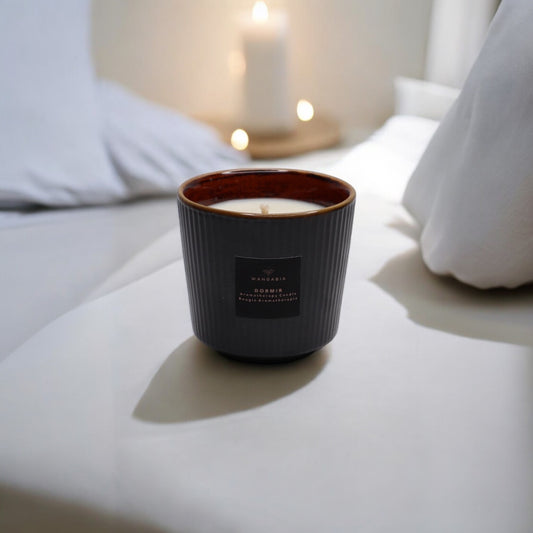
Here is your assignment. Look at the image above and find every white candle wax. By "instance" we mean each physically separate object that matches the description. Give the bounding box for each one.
[240,2,294,135]
[211,197,322,215]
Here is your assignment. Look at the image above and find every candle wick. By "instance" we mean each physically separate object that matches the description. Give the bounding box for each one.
[260,203,270,215]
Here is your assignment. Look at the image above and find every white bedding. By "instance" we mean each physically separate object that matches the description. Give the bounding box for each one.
[1,116,532,533]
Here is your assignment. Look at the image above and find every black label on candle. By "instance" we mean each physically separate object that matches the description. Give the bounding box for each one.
[235,256,301,319]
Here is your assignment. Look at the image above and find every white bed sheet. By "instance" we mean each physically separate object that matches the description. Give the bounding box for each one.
[1,116,532,533]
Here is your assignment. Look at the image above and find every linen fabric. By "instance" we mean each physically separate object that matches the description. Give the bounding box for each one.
[0,0,123,207]
[1,116,532,531]
[98,80,247,199]
[403,0,533,289]
[0,1,246,208]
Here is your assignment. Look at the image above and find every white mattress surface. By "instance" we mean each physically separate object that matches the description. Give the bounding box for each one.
[1,116,532,532]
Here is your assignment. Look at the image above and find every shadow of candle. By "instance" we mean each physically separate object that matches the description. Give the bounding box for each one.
[133,336,330,423]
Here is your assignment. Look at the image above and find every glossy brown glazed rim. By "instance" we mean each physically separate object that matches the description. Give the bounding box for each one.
[178,168,356,218]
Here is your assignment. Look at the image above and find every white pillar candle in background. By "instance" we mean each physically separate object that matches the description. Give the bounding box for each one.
[240,1,294,135]
[211,197,322,215]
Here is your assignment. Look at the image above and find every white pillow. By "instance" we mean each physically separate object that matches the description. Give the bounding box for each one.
[98,81,247,198]
[403,0,533,289]
[393,77,459,121]
[0,0,124,207]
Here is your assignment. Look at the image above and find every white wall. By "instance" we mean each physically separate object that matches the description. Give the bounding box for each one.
[92,0,432,130]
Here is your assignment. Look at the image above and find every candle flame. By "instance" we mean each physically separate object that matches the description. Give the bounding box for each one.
[297,99,314,122]
[230,129,249,151]
[252,1,269,22]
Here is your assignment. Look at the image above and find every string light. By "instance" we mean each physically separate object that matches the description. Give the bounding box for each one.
[231,129,249,150]
[297,99,314,122]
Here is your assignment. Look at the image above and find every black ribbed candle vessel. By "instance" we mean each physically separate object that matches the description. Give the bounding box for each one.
[177,169,355,363]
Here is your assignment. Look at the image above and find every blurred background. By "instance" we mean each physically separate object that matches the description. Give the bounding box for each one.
[91,0,501,153]
[92,0,436,133]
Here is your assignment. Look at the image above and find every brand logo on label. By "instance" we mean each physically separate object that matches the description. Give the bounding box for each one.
[235,256,301,319]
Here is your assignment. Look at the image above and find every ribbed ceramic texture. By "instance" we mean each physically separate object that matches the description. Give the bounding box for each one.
[178,200,355,362]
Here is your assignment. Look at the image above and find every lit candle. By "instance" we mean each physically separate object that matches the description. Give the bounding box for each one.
[177,168,356,362]
[211,197,322,215]
[240,1,294,135]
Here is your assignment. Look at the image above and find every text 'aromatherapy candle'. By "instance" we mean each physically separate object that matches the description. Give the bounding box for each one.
[240,1,294,135]
[177,169,356,363]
